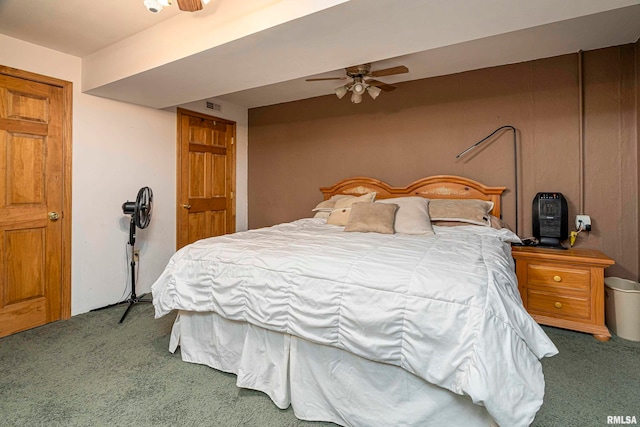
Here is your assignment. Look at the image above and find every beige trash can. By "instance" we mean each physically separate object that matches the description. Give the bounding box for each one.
[604,277,640,341]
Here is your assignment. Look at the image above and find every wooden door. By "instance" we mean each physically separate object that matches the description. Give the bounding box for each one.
[177,108,235,249]
[0,67,72,338]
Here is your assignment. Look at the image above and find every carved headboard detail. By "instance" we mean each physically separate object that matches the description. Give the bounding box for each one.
[320,175,506,218]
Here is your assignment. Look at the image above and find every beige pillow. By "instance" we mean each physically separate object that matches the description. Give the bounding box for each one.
[376,197,434,235]
[431,220,472,227]
[312,194,353,213]
[489,215,512,231]
[327,193,377,226]
[433,215,511,231]
[344,202,398,234]
[429,199,493,226]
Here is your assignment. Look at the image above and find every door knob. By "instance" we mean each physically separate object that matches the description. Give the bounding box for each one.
[181,204,192,209]
[48,211,60,221]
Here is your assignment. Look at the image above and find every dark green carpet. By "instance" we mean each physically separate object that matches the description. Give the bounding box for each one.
[1,303,638,427]
[535,325,640,427]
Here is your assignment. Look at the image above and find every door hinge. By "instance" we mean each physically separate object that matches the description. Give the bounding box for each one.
[230,191,234,199]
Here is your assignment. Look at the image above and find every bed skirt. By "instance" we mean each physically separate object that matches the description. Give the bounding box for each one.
[170,311,497,427]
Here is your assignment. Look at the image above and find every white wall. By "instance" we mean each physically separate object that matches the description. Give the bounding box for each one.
[0,34,248,315]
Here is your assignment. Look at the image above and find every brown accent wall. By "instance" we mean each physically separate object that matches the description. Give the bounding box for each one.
[248,45,639,280]
[637,38,640,281]
[582,45,638,280]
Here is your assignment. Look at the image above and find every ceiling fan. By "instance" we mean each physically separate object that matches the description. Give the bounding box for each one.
[306,63,409,103]
[144,0,211,13]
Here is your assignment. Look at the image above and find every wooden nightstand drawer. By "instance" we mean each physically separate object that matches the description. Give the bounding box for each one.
[527,289,591,320]
[527,264,590,292]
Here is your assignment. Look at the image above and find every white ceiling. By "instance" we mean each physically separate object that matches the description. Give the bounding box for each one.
[0,0,182,56]
[2,0,640,109]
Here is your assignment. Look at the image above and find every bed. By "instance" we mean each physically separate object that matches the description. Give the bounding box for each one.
[152,175,558,427]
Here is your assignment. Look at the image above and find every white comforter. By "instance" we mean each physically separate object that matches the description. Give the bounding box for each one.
[152,218,558,427]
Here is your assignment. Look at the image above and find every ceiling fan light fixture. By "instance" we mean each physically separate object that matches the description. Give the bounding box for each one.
[352,81,367,95]
[335,85,348,99]
[144,0,163,12]
[351,92,363,104]
[367,85,381,100]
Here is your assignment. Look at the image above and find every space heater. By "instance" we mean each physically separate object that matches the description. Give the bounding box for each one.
[532,192,568,249]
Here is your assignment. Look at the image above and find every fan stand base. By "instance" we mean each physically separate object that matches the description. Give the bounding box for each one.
[90,293,152,322]
[118,294,152,324]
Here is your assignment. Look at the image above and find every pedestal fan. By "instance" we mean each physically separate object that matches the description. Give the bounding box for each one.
[119,186,154,323]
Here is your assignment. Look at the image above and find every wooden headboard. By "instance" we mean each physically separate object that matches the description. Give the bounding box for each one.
[320,175,506,218]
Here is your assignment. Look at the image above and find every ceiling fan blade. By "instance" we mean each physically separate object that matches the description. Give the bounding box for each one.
[370,65,409,77]
[305,77,347,82]
[177,0,203,12]
[366,80,397,92]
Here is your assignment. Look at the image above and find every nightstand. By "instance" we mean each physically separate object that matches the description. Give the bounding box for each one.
[511,246,615,341]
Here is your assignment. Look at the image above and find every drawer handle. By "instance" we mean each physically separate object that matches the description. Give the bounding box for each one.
[554,302,563,309]
[553,275,562,282]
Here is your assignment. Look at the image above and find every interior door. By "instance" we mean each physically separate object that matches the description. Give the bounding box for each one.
[0,67,71,338]
[177,108,236,249]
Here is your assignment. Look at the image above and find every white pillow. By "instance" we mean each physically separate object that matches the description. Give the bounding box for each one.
[313,211,330,219]
[376,197,434,235]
